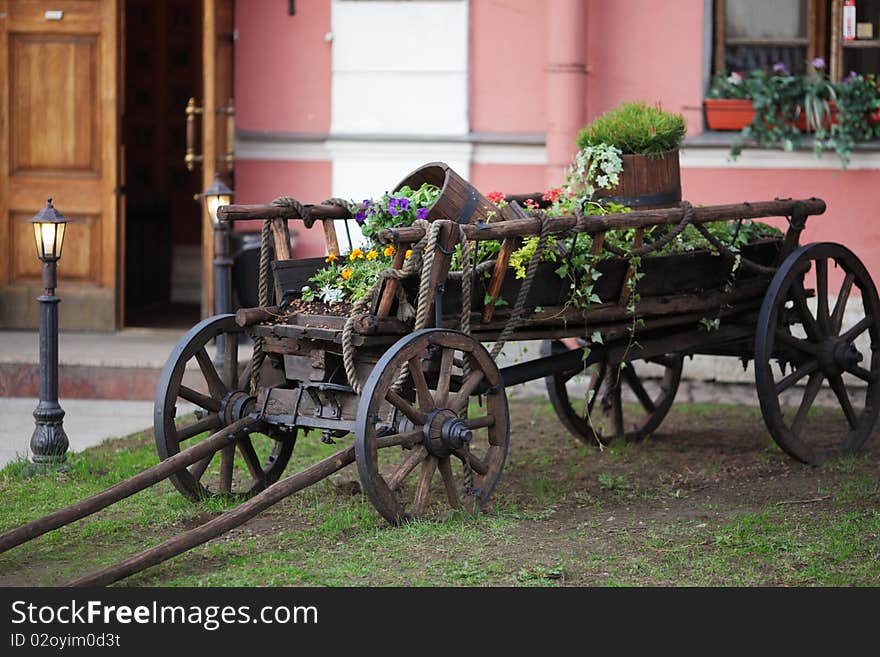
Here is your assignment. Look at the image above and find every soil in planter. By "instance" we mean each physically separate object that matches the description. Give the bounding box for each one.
[282,298,353,318]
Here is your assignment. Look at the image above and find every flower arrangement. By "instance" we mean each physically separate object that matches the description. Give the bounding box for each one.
[709,60,880,168]
[299,183,439,306]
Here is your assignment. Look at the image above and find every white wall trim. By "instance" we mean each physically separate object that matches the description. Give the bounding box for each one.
[681,146,880,170]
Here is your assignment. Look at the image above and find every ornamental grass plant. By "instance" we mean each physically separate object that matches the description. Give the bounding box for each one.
[576,101,686,155]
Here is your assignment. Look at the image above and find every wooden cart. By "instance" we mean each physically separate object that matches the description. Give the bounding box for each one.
[3,162,877,585]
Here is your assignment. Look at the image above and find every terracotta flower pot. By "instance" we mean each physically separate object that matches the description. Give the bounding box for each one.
[795,101,839,132]
[704,98,755,131]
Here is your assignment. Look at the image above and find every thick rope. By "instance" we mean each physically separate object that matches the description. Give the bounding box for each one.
[692,223,778,275]
[601,201,695,258]
[250,196,305,395]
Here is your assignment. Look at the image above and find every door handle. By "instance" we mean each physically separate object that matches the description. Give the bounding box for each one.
[185,97,203,172]
[218,98,235,172]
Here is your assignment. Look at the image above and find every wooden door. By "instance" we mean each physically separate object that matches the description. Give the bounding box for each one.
[198,0,233,316]
[0,0,119,330]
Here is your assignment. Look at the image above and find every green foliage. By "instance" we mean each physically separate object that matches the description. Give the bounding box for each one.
[577,101,686,155]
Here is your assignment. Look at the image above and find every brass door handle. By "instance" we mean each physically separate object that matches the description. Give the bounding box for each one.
[185,97,203,172]
[218,98,235,172]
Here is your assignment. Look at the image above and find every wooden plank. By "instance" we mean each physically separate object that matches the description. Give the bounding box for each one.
[270,217,291,261]
[481,236,520,323]
[322,219,340,257]
[376,246,407,317]
[379,199,826,245]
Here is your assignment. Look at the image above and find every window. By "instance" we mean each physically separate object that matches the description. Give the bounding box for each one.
[714,0,827,76]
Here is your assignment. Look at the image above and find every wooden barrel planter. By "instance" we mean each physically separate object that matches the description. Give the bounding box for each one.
[394,161,497,225]
[595,148,681,210]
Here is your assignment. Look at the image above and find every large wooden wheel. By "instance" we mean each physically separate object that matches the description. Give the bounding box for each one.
[355,329,510,525]
[155,314,294,500]
[755,243,880,464]
[542,339,683,446]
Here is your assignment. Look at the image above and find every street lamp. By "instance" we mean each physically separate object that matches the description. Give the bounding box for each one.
[204,174,234,362]
[29,198,70,465]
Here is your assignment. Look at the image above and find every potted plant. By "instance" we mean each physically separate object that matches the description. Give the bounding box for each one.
[576,101,686,209]
[704,70,756,130]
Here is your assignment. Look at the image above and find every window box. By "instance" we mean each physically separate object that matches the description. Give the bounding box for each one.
[704,98,755,131]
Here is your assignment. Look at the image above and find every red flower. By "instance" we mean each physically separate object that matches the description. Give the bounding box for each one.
[541,188,562,203]
[524,198,539,209]
[486,191,506,204]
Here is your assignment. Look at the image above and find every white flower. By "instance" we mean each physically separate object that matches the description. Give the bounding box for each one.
[727,71,743,85]
[319,285,345,305]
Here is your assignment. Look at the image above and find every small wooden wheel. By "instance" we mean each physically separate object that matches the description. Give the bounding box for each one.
[542,339,683,446]
[755,243,880,464]
[155,314,294,500]
[355,329,510,525]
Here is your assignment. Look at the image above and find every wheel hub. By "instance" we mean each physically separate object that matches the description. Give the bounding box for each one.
[422,409,472,457]
[818,337,862,375]
[219,390,256,425]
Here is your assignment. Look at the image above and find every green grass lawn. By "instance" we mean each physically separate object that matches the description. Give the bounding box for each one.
[0,399,878,587]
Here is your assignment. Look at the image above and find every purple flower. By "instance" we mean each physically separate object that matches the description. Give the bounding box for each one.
[416,207,429,220]
[772,62,787,74]
[844,70,859,83]
[354,209,367,225]
[811,57,826,71]
[387,197,410,216]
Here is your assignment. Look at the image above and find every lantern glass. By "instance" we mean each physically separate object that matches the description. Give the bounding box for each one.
[33,221,65,261]
[206,193,231,227]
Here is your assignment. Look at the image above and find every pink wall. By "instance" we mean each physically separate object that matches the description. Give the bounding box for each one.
[234,160,332,258]
[235,0,331,134]
[684,168,880,288]
[471,163,546,196]
[586,0,705,135]
[470,0,547,134]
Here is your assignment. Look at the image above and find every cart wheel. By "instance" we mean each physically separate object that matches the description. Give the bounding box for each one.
[542,339,683,446]
[755,243,880,464]
[355,329,510,525]
[155,314,294,500]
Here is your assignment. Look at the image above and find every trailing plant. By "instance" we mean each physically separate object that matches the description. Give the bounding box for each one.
[577,101,686,155]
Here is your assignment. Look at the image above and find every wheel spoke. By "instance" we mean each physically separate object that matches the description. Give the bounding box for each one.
[774,330,818,355]
[175,413,221,442]
[791,372,824,435]
[178,385,221,412]
[237,436,266,483]
[435,348,455,407]
[609,376,624,437]
[387,445,427,491]
[815,258,831,334]
[219,444,235,493]
[774,360,818,394]
[453,448,489,475]
[844,363,876,383]
[223,331,239,390]
[408,357,435,412]
[411,455,438,516]
[831,273,855,335]
[587,361,607,413]
[437,457,461,509]
[840,315,873,344]
[828,374,858,429]
[622,364,656,414]
[386,389,427,425]
[450,370,486,413]
[189,453,215,482]
[195,348,227,398]
[791,281,823,341]
[377,429,423,449]
[463,415,495,430]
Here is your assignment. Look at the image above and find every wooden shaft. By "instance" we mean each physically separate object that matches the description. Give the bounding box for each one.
[421,221,459,327]
[235,306,280,327]
[322,219,340,257]
[481,237,520,323]
[0,418,256,555]
[376,247,408,317]
[270,217,291,261]
[377,198,827,245]
[67,444,361,587]
[217,203,351,223]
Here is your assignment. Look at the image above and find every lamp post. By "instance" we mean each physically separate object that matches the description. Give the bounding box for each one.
[29,198,69,465]
[204,173,234,363]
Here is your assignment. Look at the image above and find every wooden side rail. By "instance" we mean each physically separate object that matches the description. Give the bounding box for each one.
[377,198,826,245]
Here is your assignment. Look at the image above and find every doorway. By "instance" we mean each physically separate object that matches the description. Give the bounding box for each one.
[123,0,203,328]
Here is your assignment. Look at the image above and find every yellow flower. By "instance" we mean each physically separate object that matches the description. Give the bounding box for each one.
[405,249,413,259]
[366,250,379,261]
[341,268,353,280]
[349,248,364,261]
[383,245,396,257]
[325,253,338,263]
